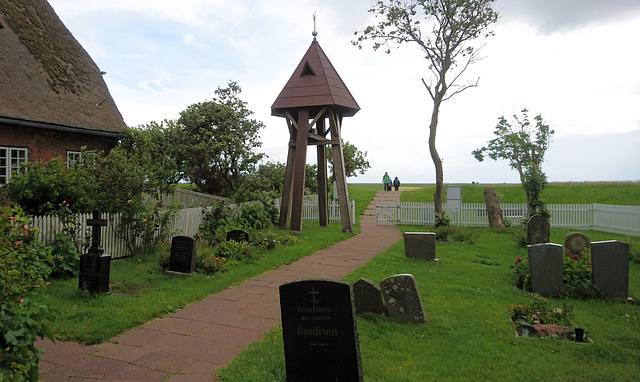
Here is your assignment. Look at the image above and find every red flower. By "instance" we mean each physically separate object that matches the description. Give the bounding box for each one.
[516,258,522,263]
[572,255,578,259]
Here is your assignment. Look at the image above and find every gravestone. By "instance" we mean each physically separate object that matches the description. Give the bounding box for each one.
[353,278,385,315]
[564,232,590,257]
[526,214,550,245]
[380,274,427,323]
[227,229,249,243]
[404,232,437,261]
[591,240,630,300]
[279,280,363,382]
[78,211,111,294]
[168,236,196,273]
[527,243,563,295]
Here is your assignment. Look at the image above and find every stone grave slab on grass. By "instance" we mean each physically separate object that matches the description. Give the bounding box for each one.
[591,240,630,300]
[404,232,437,261]
[279,279,363,382]
[527,243,563,295]
[353,278,385,316]
[380,274,427,323]
[168,236,196,274]
[526,214,550,245]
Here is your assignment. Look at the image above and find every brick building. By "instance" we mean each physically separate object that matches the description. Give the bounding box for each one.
[0,0,125,184]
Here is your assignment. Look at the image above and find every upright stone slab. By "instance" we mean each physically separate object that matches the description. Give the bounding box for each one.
[78,211,111,294]
[279,280,363,382]
[527,243,563,295]
[404,232,437,260]
[227,229,249,243]
[527,214,550,245]
[353,278,384,315]
[591,240,630,300]
[168,236,196,273]
[380,274,427,323]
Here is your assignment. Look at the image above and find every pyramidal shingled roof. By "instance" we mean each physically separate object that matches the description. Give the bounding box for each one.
[0,0,125,134]
[271,39,360,118]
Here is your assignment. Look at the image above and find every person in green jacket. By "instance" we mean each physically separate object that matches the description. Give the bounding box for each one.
[382,172,391,191]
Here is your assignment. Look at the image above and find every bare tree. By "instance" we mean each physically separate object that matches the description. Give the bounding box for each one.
[353,0,498,214]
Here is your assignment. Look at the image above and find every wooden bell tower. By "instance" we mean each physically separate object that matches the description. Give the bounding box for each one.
[271,33,359,233]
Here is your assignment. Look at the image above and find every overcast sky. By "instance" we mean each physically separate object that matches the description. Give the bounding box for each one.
[47,0,640,184]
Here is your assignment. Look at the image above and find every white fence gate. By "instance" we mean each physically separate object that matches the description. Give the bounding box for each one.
[376,202,640,237]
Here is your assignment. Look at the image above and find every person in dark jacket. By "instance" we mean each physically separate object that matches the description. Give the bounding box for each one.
[393,177,400,191]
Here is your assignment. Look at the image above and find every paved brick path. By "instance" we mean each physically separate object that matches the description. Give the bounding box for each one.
[37,190,402,381]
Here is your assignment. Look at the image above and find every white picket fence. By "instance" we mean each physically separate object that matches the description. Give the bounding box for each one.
[376,202,640,237]
[30,199,355,259]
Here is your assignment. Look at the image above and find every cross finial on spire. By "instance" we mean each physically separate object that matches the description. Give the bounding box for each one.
[312,11,317,40]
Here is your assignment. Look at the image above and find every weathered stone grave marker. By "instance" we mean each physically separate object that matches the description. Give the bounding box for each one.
[527,243,563,295]
[78,211,111,294]
[527,214,550,245]
[279,279,363,382]
[591,240,630,300]
[380,274,427,323]
[227,229,249,243]
[168,236,196,273]
[353,278,385,315]
[404,232,437,261]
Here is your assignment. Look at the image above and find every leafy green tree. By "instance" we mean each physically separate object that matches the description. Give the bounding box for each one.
[176,81,265,196]
[118,122,182,191]
[353,0,498,215]
[472,109,554,218]
[326,140,371,182]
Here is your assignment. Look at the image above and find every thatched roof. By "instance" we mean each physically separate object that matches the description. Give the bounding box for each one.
[0,0,125,134]
[271,39,360,118]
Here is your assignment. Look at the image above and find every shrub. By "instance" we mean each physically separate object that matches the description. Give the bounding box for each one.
[434,211,451,228]
[199,201,233,245]
[237,200,278,230]
[508,293,574,328]
[511,257,530,290]
[1,206,55,381]
[433,226,479,244]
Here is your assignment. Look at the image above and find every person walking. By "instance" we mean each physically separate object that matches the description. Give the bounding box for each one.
[382,172,391,191]
[393,177,400,191]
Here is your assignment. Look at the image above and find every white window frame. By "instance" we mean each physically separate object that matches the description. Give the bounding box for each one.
[67,151,83,167]
[0,147,28,184]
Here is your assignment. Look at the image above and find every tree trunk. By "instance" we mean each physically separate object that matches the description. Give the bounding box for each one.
[483,188,505,228]
[429,97,444,215]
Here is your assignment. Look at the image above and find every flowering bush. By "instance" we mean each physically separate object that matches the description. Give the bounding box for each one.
[512,257,530,290]
[1,206,55,381]
[196,246,227,274]
[434,211,451,228]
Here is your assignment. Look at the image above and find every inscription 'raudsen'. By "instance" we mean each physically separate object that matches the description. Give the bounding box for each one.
[297,326,339,336]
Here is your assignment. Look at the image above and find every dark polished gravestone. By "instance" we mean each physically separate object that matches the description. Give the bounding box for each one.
[78,211,111,294]
[527,243,563,295]
[527,214,550,245]
[227,229,250,243]
[353,278,385,316]
[404,232,437,261]
[168,236,197,273]
[279,280,363,382]
[591,240,630,300]
[380,274,427,323]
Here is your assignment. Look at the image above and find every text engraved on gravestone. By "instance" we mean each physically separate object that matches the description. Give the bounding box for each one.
[279,280,363,382]
[168,236,196,273]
